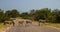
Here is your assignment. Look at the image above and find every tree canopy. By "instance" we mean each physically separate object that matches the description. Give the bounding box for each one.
[0,8,60,23]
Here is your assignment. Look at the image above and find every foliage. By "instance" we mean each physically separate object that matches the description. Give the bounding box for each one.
[0,9,20,23]
[20,12,30,19]
[29,8,60,23]
[0,8,60,23]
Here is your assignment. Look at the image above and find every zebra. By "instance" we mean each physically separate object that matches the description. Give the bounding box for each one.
[38,19,46,26]
[26,20,32,24]
[3,21,15,26]
[19,21,24,24]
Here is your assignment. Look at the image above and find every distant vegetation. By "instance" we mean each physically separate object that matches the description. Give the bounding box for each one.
[0,8,60,23]
[0,9,20,23]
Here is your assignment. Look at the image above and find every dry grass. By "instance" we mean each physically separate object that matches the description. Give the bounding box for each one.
[32,21,60,29]
[32,21,39,25]
[45,23,60,29]
[0,23,10,32]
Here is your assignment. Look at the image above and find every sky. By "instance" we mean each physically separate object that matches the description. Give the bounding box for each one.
[0,0,60,12]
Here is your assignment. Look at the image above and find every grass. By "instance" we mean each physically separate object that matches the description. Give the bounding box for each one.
[45,23,60,29]
[32,21,39,25]
[0,23,10,32]
[32,21,60,29]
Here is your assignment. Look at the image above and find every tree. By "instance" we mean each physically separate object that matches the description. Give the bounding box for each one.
[53,9,60,23]
[0,9,5,22]
[10,9,20,18]
[30,9,36,20]
[5,10,11,18]
[20,12,30,19]
[32,8,51,21]
[5,9,20,18]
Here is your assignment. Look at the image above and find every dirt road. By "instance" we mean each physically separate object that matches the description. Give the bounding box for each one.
[6,20,60,32]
